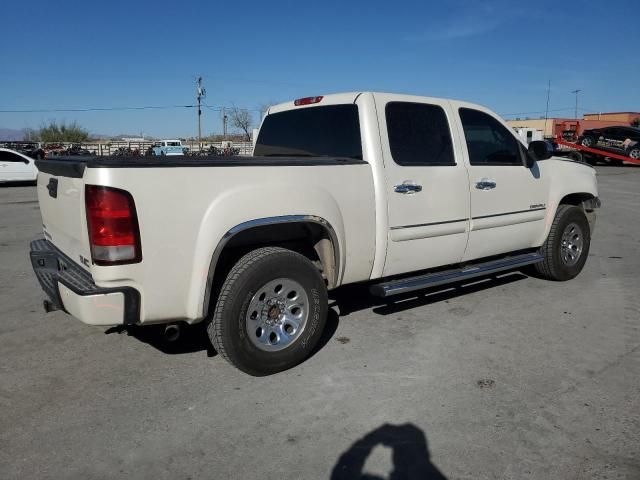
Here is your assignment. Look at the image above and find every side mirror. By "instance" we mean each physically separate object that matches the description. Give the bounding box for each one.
[527,140,552,164]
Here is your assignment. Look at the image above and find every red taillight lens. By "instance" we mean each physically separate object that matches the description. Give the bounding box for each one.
[85,185,141,265]
[294,96,323,106]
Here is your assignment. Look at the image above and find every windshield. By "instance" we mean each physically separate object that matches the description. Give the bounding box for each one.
[254,105,362,158]
[166,141,181,146]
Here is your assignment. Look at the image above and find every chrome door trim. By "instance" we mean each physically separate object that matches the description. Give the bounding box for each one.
[390,218,468,230]
[472,207,546,220]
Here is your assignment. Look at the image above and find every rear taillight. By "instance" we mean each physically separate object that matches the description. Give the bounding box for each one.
[85,185,141,265]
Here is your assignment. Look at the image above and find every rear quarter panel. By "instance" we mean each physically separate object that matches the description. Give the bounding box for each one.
[84,163,376,323]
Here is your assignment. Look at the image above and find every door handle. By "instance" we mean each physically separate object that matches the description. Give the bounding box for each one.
[475,178,497,190]
[394,183,423,194]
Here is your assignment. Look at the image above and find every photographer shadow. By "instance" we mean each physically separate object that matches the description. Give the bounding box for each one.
[331,423,447,480]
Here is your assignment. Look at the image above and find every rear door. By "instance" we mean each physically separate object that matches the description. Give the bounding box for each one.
[454,106,549,261]
[375,94,470,276]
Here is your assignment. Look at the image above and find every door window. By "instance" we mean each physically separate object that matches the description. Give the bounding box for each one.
[385,102,455,166]
[459,108,524,166]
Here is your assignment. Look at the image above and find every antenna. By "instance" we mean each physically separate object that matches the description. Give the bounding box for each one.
[196,76,206,148]
[544,80,551,138]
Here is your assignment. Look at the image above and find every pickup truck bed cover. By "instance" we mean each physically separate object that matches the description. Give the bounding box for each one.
[36,156,367,178]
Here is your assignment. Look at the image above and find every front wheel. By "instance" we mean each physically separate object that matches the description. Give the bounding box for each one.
[580,136,596,148]
[208,247,328,375]
[627,147,640,161]
[534,205,591,281]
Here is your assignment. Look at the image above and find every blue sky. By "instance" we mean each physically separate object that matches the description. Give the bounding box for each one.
[1,0,638,138]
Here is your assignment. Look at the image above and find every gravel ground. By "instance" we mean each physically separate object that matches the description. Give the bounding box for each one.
[1,166,638,479]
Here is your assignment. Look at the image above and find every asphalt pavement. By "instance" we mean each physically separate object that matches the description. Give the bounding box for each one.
[1,167,639,479]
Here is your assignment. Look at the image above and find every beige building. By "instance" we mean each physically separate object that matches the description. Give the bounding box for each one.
[583,112,640,123]
[506,118,554,137]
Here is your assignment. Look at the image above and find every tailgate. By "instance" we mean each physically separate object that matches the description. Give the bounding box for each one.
[36,159,91,269]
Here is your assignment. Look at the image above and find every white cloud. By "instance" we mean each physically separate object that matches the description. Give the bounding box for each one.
[404,1,524,41]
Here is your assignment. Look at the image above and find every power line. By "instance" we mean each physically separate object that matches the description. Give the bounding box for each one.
[0,105,196,113]
[0,104,263,114]
[500,107,576,117]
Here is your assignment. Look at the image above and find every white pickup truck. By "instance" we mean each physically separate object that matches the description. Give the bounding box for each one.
[30,92,600,375]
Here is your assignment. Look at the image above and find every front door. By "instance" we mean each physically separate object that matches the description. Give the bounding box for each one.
[454,106,549,261]
[375,95,470,276]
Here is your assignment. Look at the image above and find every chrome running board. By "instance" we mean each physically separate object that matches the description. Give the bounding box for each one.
[370,252,543,298]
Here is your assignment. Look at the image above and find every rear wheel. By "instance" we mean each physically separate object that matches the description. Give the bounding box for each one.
[534,205,590,281]
[208,247,328,375]
[627,147,640,161]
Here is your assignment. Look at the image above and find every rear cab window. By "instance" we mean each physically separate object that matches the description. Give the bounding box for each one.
[459,108,525,166]
[385,102,455,166]
[254,105,362,159]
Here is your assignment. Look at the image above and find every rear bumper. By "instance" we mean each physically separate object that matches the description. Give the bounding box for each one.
[30,239,140,326]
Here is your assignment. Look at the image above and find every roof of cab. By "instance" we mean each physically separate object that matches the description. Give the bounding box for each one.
[266,91,486,116]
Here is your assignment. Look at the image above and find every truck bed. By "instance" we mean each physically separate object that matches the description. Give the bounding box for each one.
[35,155,367,177]
[33,153,376,324]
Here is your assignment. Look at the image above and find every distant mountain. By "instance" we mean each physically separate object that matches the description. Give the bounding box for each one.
[0,128,26,141]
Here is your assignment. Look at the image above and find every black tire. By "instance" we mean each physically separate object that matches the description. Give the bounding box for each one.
[609,159,623,166]
[208,247,328,376]
[567,151,583,163]
[534,204,590,281]
[580,136,596,148]
[626,147,640,161]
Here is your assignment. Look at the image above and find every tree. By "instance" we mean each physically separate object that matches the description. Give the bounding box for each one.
[23,128,40,142]
[229,107,253,141]
[37,121,90,143]
[632,117,640,128]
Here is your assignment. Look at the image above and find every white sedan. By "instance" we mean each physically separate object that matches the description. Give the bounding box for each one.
[0,148,38,183]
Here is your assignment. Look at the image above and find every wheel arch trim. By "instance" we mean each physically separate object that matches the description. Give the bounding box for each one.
[201,215,341,317]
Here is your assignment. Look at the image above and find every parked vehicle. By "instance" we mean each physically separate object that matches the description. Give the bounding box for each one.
[0,141,46,160]
[112,147,141,157]
[152,140,184,156]
[0,148,38,183]
[579,126,640,163]
[44,144,93,157]
[30,92,600,375]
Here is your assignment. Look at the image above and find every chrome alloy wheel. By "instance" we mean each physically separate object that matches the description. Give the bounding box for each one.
[245,278,309,352]
[560,222,584,266]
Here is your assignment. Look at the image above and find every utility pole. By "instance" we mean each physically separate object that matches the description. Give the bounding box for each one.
[571,89,581,120]
[222,107,228,139]
[196,76,206,149]
[544,80,551,138]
